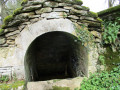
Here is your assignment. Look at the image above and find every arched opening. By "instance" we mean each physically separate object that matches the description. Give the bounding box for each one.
[24,31,88,82]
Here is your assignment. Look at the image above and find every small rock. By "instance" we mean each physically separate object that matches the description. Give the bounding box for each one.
[0,37,6,45]
[5,30,20,37]
[70,9,88,15]
[23,4,42,12]
[68,15,79,20]
[36,7,52,14]
[53,8,69,13]
[30,18,39,23]
[64,6,74,10]
[44,1,58,7]
[91,31,101,38]
[7,40,15,45]
[7,35,17,40]
[41,12,67,19]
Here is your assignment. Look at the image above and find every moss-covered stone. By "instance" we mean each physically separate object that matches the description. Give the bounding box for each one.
[103,46,120,71]
[0,29,4,35]
[81,6,90,11]
[52,86,70,90]
[88,11,98,18]
[13,7,23,15]
[21,0,28,5]
[98,4,120,16]
[3,15,14,25]
[96,17,103,22]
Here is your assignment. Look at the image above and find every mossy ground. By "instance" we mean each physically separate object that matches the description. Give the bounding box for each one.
[103,46,120,71]
[0,80,25,90]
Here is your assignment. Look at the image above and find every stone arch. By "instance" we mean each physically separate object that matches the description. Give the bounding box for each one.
[15,19,76,65]
[24,31,88,82]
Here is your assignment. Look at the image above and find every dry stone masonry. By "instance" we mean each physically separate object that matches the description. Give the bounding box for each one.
[0,0,102,81]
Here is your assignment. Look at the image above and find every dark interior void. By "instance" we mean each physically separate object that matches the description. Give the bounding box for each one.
[24,31,88,82]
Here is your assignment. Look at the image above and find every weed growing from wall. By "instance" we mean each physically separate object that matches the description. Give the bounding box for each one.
[75,24,94,49]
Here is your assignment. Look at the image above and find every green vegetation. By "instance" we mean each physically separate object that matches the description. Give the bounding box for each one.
[0,80,25,90]
[103,47,120,71]
[21,0,28,5]
[98,4,120,16]
[81,6,90,11]
[89,11,98,18]
[102,21,120,44]
[0,29,4,35]
[78,66,120,90]
[13,7,23,15]
[52,86,70,90]
[3,15,13,25]
[96,17,103,22]
[0,76,9,83]
[75,24,94,47]
[73,0,83,5]
[98,55,105,65]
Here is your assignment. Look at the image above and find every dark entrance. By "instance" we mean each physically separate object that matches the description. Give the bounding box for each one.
[24,31,88,82]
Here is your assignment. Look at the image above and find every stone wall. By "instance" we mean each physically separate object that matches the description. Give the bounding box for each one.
[0,0,102,80]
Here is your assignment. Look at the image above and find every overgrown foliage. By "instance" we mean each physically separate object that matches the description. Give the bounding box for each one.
[102,20,120,44]
[0,80,25,90]
[75,24,94,48]
[79,66,120,90]
[0,75,9,83]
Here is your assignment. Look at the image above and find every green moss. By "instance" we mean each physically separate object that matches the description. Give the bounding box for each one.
[3,15,13,25]
[98,4,120,16]
[72,0,83,5]
[21,0,28,5]
[96,17,103,22]
[103,47,120,71]
[0,80,25,90]
[89,11,98,18]
[0,29,4,35]
[13,7,23,15]
[81,6,90,11]
[52,86,70,90]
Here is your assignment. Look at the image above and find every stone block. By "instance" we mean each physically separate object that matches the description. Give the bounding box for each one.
[5,30,20,37]
[44,1,58,7]
[41,12,67,19]
[23,4,42,12]
[0,37,6,45]
[36,7,52,14]
[70,9,88,15]
[68,15,79,20]
[53,8,69,13]
[27,77,84,90]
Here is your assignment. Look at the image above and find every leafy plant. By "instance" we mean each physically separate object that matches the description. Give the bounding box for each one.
[102,21,120,44]
[78,66,120,90]
[0,75,9,82]
[0,80,25,89]
[98,55,105,65]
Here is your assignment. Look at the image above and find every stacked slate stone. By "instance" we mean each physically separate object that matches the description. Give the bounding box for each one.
[0,0,102,47]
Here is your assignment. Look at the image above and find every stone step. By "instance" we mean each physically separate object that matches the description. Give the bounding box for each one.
[27,77,84,90]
